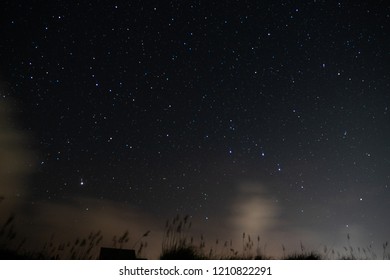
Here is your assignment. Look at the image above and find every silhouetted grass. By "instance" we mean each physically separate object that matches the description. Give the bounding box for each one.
[284,252,322,260]
[0,200,150,259]
[158,216,389,260]
[0,203,388,260]
[0,218,31,260]
[160,214,206,259]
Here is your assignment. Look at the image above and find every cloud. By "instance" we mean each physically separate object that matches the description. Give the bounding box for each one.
[0,99,34,214]
[229,182,280,236]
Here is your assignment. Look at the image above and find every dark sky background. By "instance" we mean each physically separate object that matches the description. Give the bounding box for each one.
[0,1,389,259]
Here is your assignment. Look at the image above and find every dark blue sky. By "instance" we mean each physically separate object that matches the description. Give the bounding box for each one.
[0,0,389,258]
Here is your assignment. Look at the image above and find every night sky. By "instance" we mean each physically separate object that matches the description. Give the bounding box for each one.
[0,1,389,258]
